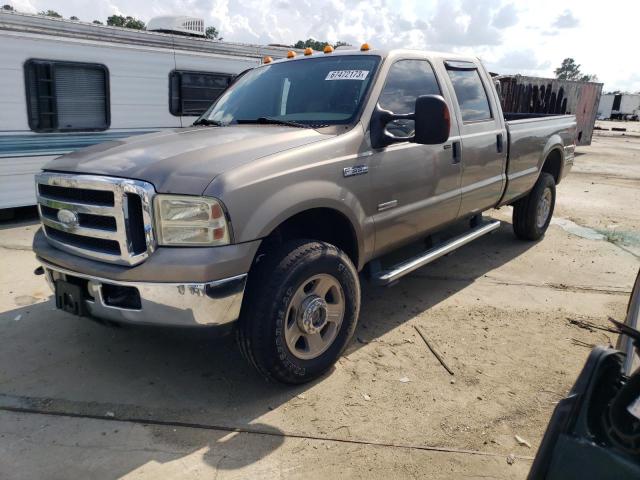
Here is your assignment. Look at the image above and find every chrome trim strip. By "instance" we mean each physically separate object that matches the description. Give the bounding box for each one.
[40,259,247,327]
[41,216,116,240]
[36,172,156,266]
[377,200,398,212]
[374,220,501,285]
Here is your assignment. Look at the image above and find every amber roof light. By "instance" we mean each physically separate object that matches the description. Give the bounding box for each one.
[287,50,296,58]
[263,56,273,64]
[360,43,370,51]
[323,45,334,54]
[304,47,313,56]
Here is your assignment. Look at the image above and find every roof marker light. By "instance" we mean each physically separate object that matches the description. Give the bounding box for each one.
[360,43,370,51]
[263,56,273,64]
[323,45,334,54]
[304,47,313,56]
[287,50,296,58]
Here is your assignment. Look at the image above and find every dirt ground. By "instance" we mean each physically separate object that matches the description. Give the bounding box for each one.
[0,127,639,479]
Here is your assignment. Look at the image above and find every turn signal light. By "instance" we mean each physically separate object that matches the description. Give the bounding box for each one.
[323,45,334,54]
[287,50,296,58]
[360,43,370,51]
[263,56,273,64]
[304,47,313,56]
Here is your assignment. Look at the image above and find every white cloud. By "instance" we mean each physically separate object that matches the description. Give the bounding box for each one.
[552,9,579,28]
[3,0,640,91]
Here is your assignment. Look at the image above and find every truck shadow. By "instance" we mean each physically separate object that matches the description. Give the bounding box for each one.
[0,219,535,477]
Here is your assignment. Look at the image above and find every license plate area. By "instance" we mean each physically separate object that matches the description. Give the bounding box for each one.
[55,279,88,316]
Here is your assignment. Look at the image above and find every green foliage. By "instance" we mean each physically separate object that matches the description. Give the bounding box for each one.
[2,4,14,11]
[554,58,597,82]
[92,20,103,25]
[106,14,145,30]
[38,10,62,18]
[69,16,79,21]
[205,26,219,39]
[293,38,350,51]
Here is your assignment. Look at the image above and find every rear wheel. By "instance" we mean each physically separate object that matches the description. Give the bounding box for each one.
[512,172,556,241]
[237,240,360,384]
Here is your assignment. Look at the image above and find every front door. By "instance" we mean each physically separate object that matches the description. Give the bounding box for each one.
[368,58,462,255]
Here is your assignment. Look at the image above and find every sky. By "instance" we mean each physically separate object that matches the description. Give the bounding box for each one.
[6,0,639,92]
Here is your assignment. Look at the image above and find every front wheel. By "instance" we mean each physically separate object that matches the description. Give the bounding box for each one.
[237,240,360,384]
[512,172,556,241]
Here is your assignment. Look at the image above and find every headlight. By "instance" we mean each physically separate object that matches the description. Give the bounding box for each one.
[154,195,230,246]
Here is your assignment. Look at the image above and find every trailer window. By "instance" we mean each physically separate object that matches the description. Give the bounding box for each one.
[445,67,492,122]
[25,60,109,132]
[170,71,233,116]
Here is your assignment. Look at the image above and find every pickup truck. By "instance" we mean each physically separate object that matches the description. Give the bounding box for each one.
[33,46,576,384]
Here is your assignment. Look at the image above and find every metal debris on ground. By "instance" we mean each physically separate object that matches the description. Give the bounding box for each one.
[567,317,619,333]
[362,393,371,401]
[399,377,411,383]
[571,338,596,349]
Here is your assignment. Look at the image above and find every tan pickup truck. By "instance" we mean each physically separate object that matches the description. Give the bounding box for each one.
[33,47,576,383]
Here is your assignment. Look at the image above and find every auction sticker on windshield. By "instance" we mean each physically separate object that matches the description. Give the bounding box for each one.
[325,70,369,81]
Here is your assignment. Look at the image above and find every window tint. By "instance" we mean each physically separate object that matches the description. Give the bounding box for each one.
[25,60,109,132]
[446,68,492,122]
[378,60,440,137]
[170,71,232,116]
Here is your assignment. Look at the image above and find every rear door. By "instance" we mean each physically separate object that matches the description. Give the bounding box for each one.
[442,61,507,216]
[368,57,462,255]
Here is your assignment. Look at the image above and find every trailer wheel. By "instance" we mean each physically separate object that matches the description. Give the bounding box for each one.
[513,172,556,241]
[237,240,360,384]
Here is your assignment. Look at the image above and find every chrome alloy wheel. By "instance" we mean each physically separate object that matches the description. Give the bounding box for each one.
[284,274,345,360]
[536,188,552,228]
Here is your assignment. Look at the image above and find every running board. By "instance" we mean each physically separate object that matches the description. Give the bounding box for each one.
[372,220,501,286]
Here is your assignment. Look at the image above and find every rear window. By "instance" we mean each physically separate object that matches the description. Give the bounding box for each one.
[446,67,492,122]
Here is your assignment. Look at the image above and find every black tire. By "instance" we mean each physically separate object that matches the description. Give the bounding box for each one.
[512,172,556,241]
[237,240,360,384]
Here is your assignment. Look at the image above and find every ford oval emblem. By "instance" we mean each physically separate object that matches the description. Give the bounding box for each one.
[57,209,79,227]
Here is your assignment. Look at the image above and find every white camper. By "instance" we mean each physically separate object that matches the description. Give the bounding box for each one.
[0,11,294,209]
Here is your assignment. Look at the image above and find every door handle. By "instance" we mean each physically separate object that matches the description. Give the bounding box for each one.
[496,133,504,153]
[444,141,461,164]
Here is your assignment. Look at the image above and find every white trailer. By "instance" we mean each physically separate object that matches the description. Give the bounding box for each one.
[0,11,294,209]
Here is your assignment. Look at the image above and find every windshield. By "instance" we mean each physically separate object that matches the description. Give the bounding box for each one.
[201,55,381,126]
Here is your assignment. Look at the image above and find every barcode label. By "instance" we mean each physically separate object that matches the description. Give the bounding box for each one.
[325,70,369,81]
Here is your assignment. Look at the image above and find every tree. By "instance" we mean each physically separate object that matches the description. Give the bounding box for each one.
[107,14,145,30]
[70,16,79,21]
[293,38,350,51]
[92,20,103,25]
[2,4,14,11]
[205,26,219,39]
[554,58,597,82]
[38,10,62,18]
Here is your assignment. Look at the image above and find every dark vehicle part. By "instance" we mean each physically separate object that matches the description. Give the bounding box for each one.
[528,310,640,479]
[513,172,556,241]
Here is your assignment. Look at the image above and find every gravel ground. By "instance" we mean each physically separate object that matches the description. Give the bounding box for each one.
[0,128,638,479]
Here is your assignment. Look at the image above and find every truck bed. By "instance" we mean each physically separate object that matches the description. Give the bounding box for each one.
[499,113,577,206]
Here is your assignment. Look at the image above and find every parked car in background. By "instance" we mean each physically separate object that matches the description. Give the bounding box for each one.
[33,46,577,383]
[0,11,294,210]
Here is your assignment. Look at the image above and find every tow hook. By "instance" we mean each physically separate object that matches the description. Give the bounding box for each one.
[34,266,44,276]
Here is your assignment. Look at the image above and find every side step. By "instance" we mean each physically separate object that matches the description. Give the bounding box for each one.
[372,220,501,286]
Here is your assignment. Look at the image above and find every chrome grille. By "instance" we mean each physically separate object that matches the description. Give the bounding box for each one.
[36,172,156,266]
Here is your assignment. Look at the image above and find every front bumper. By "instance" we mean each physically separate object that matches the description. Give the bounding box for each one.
[39,259,247,327]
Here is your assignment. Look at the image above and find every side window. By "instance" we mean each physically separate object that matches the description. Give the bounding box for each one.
[378,59,441,137]
[445,66,492,122]
[25,60,109,132]
[170,71,232,116]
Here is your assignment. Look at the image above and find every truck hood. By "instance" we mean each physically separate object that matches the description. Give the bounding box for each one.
[45,125,331,194]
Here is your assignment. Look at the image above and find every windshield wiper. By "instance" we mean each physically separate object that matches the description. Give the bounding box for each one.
[237,117,311,129]
[193,118,223,127]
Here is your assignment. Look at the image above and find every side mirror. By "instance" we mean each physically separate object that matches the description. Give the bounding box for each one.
[414,95,450,145]
[369,94,450,149]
